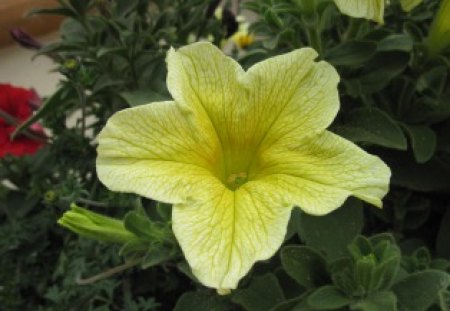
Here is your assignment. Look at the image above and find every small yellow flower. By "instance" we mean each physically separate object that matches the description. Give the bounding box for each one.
[96,42,390,292]
[231,31,255,49]
[63,58,79,70]
[334,0,422,24]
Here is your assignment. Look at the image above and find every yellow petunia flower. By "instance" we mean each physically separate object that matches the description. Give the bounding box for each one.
[399,0,423,12]
[96,42,391,293]
[426,0,450,55]
[334,0,422,24]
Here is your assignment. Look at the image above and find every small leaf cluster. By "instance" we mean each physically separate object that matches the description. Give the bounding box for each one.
[174,200,450,311]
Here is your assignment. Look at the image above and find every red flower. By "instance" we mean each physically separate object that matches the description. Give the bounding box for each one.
[0,84,46,158]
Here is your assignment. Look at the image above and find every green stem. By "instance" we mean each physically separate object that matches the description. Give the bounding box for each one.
[76,258,141,285]
[343,18,361,41]
[0,110,47,143]
[61,196,109,208]
[74,84,87,136]
[306,27,323,55]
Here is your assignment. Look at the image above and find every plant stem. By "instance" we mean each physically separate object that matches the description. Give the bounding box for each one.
[306,27,323,55]
[61,196,109,208]
[343,18,361,41]
[76,258,141,285]
[77,197,108,208]
[0,110,47,143]
[74,85,87,137]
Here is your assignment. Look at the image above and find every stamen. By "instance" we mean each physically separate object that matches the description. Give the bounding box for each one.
[227,172,248,189]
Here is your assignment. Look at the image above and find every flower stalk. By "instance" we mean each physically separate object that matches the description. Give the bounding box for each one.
[0,109,47,143]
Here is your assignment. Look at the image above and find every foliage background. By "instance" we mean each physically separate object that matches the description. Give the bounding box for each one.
[1,0,449,310]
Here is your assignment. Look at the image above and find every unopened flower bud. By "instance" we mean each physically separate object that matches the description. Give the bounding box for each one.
[58,203,138,244]
[9,28,43,50]
[44,190,58,203]
[64,58,79,71]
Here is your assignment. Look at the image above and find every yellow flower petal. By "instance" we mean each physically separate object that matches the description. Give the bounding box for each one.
[399,0,422,12]
[96,101,220,203]
[426,0,450,55]
[245,49,340,153]
[334,0,385,24]
[255,130,391,215]
[172,180,291,291]
[166,42,250,180]
[167,43,339,182]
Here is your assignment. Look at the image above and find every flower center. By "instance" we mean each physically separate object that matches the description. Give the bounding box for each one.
[226,172,248,190]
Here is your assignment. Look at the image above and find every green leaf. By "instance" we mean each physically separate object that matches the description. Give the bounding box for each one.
[307,286,351,310]
[351,291,397,311]
[12,86,73,139]
[354,255,376,293]
[329,258,361,296]
[392,270,450,311]
[174,291,233,311]
[348,236,373,259]
[238,49,270,69]
[68,0,90,15]
[367,235,401,291]
[119,239,148,258]
[280,246,328,288]
[285,208,302,241]
[325,41,377,66]
[373,256,401,291]
[335,107,407,150]
[141,246,176,269]
[298,198,363,260]
[262,34,281,50]
[232,274,285,311]
[270,295,310,311]
[379,150,450,191]
[96,47,128,58]
[439,288,450,311]
[92,76,125,94]
[264,9,284,28]
[177,261,198,282]
[416,66,447,94]
[60,19,86,43]
[156,202,172,222]
[436,210,450,260]
[402,124,437,163]
[28,7,77,18]
[123,211,166,242]
[346,52,410,95]
[120,89,170,107]
[115,0,140,16]
[291,0,317,15]
[377,34,413,52]
[430,259,450,271]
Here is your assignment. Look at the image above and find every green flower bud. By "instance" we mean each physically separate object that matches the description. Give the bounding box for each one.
[58,203,138,244]
[43,190,58,203]
[63,58,79,71]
